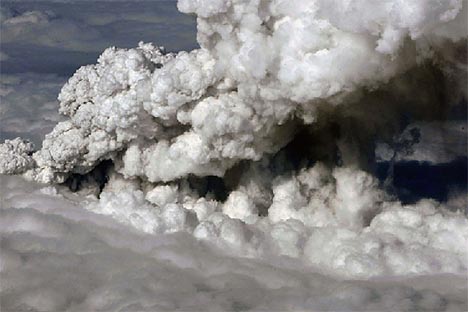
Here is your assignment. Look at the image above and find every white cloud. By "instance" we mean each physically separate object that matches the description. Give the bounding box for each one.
[1,175,466,311]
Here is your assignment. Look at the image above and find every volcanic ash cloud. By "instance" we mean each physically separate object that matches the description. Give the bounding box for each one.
[1,0,467,278]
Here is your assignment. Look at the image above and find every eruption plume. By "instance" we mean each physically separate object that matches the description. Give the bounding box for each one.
[1,0,467,280]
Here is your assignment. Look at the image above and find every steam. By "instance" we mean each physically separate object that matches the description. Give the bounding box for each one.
[1,0,467,285]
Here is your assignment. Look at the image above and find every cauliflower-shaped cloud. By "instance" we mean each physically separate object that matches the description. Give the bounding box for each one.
[0,138,34,175]
[2,0,465,184]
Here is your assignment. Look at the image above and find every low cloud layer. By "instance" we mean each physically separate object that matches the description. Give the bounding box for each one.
[1,175,467,311]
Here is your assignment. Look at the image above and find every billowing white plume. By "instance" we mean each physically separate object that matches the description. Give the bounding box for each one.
[1,0,467,279]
